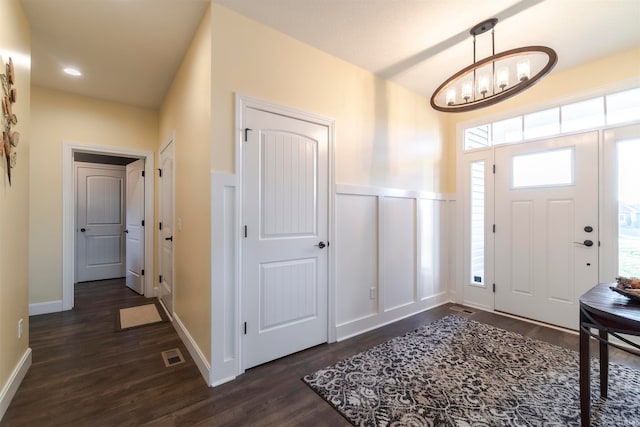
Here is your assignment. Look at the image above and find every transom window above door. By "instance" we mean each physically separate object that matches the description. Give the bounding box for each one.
[464,87,640,151]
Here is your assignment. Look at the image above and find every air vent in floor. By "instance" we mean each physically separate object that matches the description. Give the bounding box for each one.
[449,305,476,315]
[161,348,185,367]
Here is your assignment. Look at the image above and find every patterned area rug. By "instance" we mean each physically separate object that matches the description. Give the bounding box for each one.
[303,315,640,426]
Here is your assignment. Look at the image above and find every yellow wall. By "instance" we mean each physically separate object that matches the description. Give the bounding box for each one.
[443,47,640,192]
[0,0,31,408]
[159,6,212,360]
[29,87,158,303]
[211,3,446,192]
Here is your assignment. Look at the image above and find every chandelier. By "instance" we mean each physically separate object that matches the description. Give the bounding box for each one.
[430,18,557,113]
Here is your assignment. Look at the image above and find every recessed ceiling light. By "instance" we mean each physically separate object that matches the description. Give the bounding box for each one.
[63,67,82,77]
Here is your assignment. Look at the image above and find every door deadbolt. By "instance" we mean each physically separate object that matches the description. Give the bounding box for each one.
[584,226,593,233]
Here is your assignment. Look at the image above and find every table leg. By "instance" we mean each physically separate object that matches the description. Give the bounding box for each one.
[599,329,608,399]
[579,312,590,427]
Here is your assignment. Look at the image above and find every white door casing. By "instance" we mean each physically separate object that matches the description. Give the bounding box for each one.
[242,107,329,369]
[76,163,126,282]
[159,139,175,315]
[125,159,145,294]
[63,143,154,311]
[494,132,599,329]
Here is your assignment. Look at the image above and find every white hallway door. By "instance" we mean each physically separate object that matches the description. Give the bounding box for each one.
[76,163,126,282]
[125,159,145,294]
[159,140,175,315]
[243,107,329,369]
[494,132,599,329]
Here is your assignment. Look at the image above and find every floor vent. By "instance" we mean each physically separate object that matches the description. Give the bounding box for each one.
[161,348,185,367]
[450,305,476,315]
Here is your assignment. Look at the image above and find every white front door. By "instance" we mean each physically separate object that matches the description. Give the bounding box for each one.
[494,132,598,329]
[159,140,175,315]
[243,107,329,369]
[76,163,126,282]
[125,159,145,294]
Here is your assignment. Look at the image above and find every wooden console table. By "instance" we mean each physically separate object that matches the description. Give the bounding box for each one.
[579,283,640,426]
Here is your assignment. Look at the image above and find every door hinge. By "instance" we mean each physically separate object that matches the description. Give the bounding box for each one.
[141,220,145,226]
[159,275,163,283]
[244,225,248,238]
[141,170,145,177]
[244,128,252,142]
[243,322,247,335]
[141,269,145,276]
[493,283,496,293]
[493,224,496,233]
[159,222,163,231]
[158,168,163,177]
[493,164,496,174]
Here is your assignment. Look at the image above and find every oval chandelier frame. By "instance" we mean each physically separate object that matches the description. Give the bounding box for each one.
[430,18,558,113]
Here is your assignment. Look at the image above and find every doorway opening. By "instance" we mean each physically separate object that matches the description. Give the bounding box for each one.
[62,142,155,311]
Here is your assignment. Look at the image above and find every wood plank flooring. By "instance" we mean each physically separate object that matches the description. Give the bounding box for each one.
[2,280,638,426]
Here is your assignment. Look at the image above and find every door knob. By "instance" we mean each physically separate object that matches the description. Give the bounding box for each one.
[165,236,173,241]
[124,229,129,234]
[315,241,327,249]
[574,240,594,247]
[80,228,86,232]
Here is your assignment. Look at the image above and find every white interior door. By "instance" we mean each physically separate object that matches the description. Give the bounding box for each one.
[125,159,145,294]
[243,107,329,369]
[494,132,599,329]
[159,141,175,315]
[76,163,126,282]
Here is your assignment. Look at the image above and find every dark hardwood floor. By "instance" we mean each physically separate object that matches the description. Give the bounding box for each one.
[2,280,638,426]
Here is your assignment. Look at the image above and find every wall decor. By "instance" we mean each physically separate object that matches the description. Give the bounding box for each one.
[1,57,18,185]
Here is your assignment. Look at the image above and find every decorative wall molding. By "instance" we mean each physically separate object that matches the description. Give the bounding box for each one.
[210,172,239,386]
[334,184,455,341]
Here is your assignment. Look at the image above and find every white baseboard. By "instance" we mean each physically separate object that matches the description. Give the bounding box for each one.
[336,293,451,341]
[0,348,32,422]
[29,300,63,316]
[172,313,211,386]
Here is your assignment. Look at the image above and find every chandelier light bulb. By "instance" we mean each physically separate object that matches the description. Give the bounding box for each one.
[461,82,473,102]
[517,59,531,82]
[446,88,456,106]
[496,67,509,90]
[478,75,490,97]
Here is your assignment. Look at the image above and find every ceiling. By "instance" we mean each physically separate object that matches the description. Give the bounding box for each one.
[21,0,640,109]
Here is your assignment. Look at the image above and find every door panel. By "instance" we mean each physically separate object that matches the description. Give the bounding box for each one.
[159,141,174,315]
[495,132,598,329]
[243,108,328,369]
[76,164,126,282]
[125,159,145,294]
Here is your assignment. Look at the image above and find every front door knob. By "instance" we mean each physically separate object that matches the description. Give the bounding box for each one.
[574,239,593,247]
[315,241,327,249]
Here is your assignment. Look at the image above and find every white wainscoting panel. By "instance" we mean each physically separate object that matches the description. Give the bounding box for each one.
[335,194,378,325]
[382,197,416,311]
[335,185,454,341]
[419,199,449,301]
[210,173,239,386]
